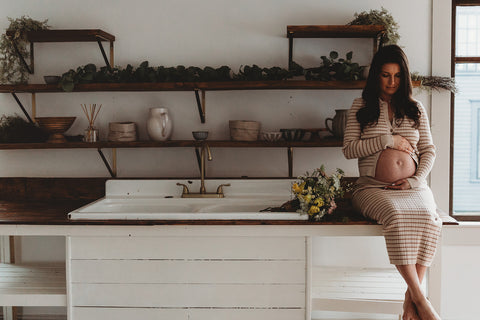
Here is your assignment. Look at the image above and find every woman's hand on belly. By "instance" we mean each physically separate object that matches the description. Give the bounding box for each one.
[384,178,412,190]
[375,148,417,184]
[392,135,414,154]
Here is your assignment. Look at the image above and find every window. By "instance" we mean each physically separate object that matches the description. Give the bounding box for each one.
[452,1,480,218]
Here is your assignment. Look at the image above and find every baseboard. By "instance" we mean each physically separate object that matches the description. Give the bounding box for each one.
[0,315,66,320]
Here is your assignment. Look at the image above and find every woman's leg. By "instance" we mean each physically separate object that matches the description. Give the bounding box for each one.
[397,264,441,320]
[402,264,428,319]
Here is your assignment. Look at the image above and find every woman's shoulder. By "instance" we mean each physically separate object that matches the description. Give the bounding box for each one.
[351,97,366,110]
[411,98,427,113]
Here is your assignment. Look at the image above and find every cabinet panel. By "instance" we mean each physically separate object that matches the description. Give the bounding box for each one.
[71,283,305,308]
[70,259,305,284]
[69,236,306,260]
[72,307,304,320]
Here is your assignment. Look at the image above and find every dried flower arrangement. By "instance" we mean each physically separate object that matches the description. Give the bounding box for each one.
[411,73,458,93]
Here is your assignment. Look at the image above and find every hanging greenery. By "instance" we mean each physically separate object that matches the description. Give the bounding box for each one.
[0,16,50,84]
[347,7,400,46]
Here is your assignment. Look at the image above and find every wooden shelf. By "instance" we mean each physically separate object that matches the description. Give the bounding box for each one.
[6,29,115,42]
[5,29,115,75]
[286,25,386,72]
[0,263,66,306]
[0,139,342,150]
[287,25,385,38]
[0,80,422,93]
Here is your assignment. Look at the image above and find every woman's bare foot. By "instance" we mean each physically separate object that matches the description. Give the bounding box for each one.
[403,291,420,320]
[412,295,441,320]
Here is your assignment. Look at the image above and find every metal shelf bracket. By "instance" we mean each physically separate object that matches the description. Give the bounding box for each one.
[194,89,206,123]
[7,36,34,74]
[96,38,114,71]
[97,148,117,178]
[194,147,202,174]
[287,147,294,178]
[11,93,34,123]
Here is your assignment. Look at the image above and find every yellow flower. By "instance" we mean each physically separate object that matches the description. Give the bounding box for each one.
[292,183,302,194]
[308,205,320,215]
[314,197,324,207]
[303,194,312,204]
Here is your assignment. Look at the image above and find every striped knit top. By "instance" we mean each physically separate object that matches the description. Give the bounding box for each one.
[342,97,436,189]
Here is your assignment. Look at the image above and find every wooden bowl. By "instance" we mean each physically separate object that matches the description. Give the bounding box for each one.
[35,117,76,143]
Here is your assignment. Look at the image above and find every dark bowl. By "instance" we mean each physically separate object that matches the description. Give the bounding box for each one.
[280,128,305,141]
[192,131,208,140]
[43,76,61,84]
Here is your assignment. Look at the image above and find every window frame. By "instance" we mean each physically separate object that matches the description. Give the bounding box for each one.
[451,0,480,221]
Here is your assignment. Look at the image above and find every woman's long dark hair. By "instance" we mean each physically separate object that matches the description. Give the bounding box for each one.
[357,45,420,131]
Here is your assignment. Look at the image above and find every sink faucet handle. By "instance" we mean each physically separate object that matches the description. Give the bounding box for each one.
[176,183,190,195]
[216,183,231,195]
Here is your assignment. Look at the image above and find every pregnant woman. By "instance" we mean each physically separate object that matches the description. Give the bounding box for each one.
[343,45,442,320]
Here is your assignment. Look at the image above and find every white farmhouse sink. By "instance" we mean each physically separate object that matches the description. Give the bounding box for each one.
[68,179,308,221]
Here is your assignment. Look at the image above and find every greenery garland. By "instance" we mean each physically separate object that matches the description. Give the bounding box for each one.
[0,16,50,84]
[58,56,365,91]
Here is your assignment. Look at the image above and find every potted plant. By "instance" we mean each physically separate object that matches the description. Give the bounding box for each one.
[0,16,50,84]
[347,7,400,46]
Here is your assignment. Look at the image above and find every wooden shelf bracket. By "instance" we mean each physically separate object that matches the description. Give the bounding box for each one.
[194,89,206,123]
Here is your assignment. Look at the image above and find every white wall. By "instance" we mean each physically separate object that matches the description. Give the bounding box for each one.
[0,0,431,179]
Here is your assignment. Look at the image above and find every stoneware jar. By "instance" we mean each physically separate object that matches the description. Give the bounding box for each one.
[325,109,349,139]
[147,107,173,141]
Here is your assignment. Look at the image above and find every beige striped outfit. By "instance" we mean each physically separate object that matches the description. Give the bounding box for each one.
[343,98,442,266]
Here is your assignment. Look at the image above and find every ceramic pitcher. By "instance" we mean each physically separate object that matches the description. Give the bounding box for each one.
[325,109,349,139]
[147,107,173,141]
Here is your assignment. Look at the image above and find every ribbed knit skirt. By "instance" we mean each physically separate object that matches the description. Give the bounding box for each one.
[352,177,442,266]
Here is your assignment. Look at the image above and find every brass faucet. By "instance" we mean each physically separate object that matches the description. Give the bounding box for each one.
[177,142,230,198]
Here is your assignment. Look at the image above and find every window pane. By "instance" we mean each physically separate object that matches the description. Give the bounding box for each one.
[453,64,480,214]
[456,6,480,56]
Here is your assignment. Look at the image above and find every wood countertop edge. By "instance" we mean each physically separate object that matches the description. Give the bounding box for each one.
[0,200,457,226]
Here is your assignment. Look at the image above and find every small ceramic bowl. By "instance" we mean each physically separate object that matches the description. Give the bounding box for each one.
[192,131,208,140]
[280,128,305,141]
[43,75,61,84]
[261,131,282,142]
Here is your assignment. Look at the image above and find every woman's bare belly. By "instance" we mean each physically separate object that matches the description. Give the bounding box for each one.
[374,148,416,183]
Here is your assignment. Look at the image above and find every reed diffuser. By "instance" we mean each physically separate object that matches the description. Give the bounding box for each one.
[81,103,102,142]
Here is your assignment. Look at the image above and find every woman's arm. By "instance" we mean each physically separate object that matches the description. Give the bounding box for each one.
[342,98,394,159]
[406,102,436,188]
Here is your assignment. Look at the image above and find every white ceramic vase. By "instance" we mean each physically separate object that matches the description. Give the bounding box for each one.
[147,107,173,141]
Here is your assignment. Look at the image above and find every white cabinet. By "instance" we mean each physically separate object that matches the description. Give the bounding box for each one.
[67,235,308,320]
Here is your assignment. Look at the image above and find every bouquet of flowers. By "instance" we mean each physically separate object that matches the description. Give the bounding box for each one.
[292,165,347,221]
